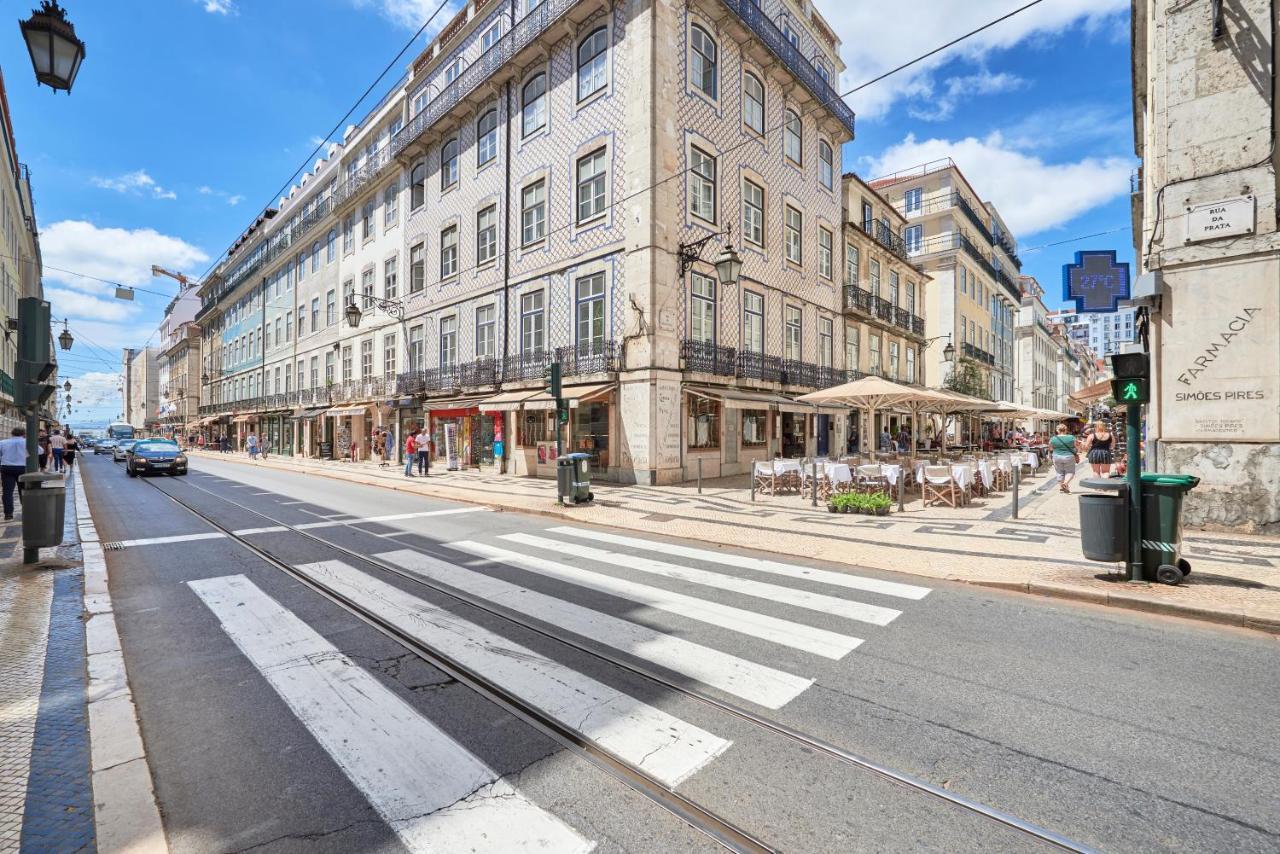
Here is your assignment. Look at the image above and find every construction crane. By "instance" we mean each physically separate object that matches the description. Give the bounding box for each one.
[151,265,195,288]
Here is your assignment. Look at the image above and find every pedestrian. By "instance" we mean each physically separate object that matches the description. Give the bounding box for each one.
[1049,424,1079,494]
[878,428,892,454]
[0,427,27,521]
[416,428,430,476]
[198,434,206,451]
[63,433,78,472]
[383,429,394,468]
[403,429,416,477]
[247,433,259,460]
[1082,420,1114,477]
[260,436,271,460]
[895,425,911,455]
[37,430,49,471]
[48,429,66,473]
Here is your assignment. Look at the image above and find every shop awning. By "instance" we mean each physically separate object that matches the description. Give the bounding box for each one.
[685,385,842,414]
[289,406,329,420]
[522,383,614,411]
[425,396,490,412]
[476,389,538,411]
[325,405,368,416]
[231,414,255,424]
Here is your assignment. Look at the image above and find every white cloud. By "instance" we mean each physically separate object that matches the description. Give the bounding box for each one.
[353,0,464,31]
[908,69,1026,121]
[202,0,235,14]
[863,132,1132,235]
[308,135,328,148]
[43,287,135,323]
[198,185,214,195]
[814,0,1128,120]
[226,194,245,206]
[40,220,209,295]
[60,370,125,426]
[90,169,176,200]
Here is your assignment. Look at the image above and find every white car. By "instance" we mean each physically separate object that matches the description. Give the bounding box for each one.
[112,440,135,462]
[95,439,117,455]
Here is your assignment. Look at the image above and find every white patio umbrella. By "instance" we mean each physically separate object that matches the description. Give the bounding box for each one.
[921,389,997,450]
[797,376,955,460]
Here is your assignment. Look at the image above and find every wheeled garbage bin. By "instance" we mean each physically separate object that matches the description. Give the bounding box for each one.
[1078,478,1128,563]
[556,452,594,505]
[20,472,66,549]
[1139,473,1199,584]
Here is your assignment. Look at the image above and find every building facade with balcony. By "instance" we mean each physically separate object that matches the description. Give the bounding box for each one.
[840,172,928,449]
[122,347,161,431]
[870,158,1020,402]
[1045,307,1136,358]
[1014,276,1061,429]
[195,0,856,482]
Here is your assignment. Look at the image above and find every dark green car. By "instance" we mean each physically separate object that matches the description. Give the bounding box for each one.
[125,439,188,477]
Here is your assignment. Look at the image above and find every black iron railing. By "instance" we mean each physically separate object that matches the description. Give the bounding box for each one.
[556,340,618,376]
[502,350,550,382]
[682,339,737,376]
[396,370,426,395]
[781,359,818,388]
[843,285,874,315]
[737,351,783,382]
[958,233,996,280]
[870,293,896,323]
[461,357,501,387]
[951,192,993,244]
[863,221,911,263]
[911,315,925,336]
[963,342,996,366]
[994,234,1022,269]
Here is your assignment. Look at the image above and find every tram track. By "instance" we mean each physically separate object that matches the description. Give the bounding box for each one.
[141,470,1097,853]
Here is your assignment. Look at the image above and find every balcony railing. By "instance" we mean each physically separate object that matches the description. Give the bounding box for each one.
[682,339,737,376]
[963,342,996,366]
[951,192,993,244]
[843,285,874,315]
[736,351,783,383]
[460,357,501,387]
[556,340,619,376]
[817,365,856,389]
[502,350,550,382]
[994,235,1022,270]
[862,221,912,263]
[957,233,996,280]
[332,146,395,212]
[911,315,925,336]
[870,293,896,323]
[994,266,1021,301]
[781,359,818,388]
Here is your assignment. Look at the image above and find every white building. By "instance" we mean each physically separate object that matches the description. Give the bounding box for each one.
[1046,307,1136,358]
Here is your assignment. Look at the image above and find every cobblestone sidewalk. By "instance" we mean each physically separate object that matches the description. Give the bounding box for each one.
[193,450,1280,634]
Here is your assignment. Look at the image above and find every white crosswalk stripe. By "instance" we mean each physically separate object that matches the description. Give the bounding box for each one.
[294,558,731,786]
[547,526,932,600]
[500,532,903,626]
[189,574,594,854]
[447,540,861,660]
[377,548,814,709]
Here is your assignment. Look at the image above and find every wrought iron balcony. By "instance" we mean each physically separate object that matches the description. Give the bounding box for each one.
[862,221,911,263]
[994,235,1022,270]
[781,359,818,388]
[460,357,500,387]
[331,146,395,213]
[950,192,993,244]
[502,350,550,382]
[396,370,426,395]
[557,340,619,376]
[994,266,1021,301]
[736,351,783,383]
[911,315,925,336]
[681,339,737,376]
[817,365,856,389]
[957,233,996,280]
[869,293,896,323]
[962,342,996,366]
[843,285,875,315]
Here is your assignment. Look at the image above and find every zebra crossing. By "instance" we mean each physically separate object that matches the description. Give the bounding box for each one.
[190,525,932,852]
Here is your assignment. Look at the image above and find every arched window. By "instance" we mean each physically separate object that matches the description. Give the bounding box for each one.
[818,140,834,190]
[326,229,336,262]
[410,161,426,209]
[522,73,547,137]
[476,109,498,165]
[690,25,717,98]
[441,138,458,190]
[743,72,764,134]
[311,240,321,271]
[784,109,802,164]
[296,252,306,281]
[577,27,608,100]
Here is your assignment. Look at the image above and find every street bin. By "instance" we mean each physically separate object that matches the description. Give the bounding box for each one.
[20,472,65,550]
[556,452,594,505]
[1140,473,1200,584]
[1078,478,1128,563]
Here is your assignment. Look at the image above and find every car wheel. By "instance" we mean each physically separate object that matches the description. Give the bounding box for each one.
[126,465,136,478]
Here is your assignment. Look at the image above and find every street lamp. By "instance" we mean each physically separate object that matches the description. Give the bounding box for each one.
[19,1,86,93]
[57,318,72,350]
[62,379,70,391]
[344,295,404,329]
[677,229,742,290]
[923,333,954,363]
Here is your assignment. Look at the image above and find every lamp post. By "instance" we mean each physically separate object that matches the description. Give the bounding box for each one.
[344,295,405,328]
[19,1,86,93]
[677,229,743,290]
[57,318,72,350]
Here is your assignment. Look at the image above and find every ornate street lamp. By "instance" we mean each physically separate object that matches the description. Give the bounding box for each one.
[943,341,956,363]
[678,229,742,290]
[345,295,404,329]
[19,1,86,94]
[201,372,209,385]
[57,318,73,350]
[62,379,71,391]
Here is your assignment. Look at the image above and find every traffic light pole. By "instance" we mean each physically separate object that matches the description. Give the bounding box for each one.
[1126,402,1143,583]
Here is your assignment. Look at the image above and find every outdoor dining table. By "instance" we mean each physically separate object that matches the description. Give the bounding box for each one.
[914,462,976,495]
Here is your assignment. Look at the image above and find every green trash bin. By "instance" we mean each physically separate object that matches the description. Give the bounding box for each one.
[1139,473,1199,584]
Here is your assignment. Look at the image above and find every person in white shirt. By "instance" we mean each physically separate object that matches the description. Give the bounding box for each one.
[49,429,66,472]
[0,427,29,520]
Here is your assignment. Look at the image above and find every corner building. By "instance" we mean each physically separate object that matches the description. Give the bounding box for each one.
[197,0,858,483]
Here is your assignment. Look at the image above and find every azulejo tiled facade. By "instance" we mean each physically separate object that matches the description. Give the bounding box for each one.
[194,0,870,484]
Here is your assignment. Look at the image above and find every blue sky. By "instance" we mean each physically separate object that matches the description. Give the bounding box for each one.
[3,0,1133,425]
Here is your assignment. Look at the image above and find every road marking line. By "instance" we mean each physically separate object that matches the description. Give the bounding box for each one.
[548,527,932,601]
[188,574,594,854]
[231,526,289,536]
[378,548,813,709]
[113,532,226,548]
[451,540,859,659]
[503,533,902,626]
[250,491,272,495]
[279,501,304,505]
[296,559,730,786]
[294,507,484,530]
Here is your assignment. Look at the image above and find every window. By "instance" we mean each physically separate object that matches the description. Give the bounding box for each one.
[342,215,354,253]
[906,346,916,383]
[274,367,281,394]
[476,206,497,265]
[521,74,547,137]
[889,271,900,307]
[845,243,858,285]
[690,271,716,344]
[889,341,900,380]
[959,266,968,295]
[742,290,763,354]
[784,305,801,360]
[383,333,397,381]
[384,181,398,224]
[297,306,305,337]
[285,310,293,342]
[870,259,880,296]
[904,224,922,253]
[818,227,833,279]
[309,356,319,388]
[819,317,833,368]
[476,110,498,166]
[361,268,375,306]
[325,351,335,384]
[310,298,320,330]
[296,252,306,282]
[361,199,375,240]
[845,325,859,372]
[410,242,425,292]
[690,25,717,98]
[576,272,605,351]
[408,325,424,370]
[783,22,799,48]
[861,200,873,232]
[577,27,608,100]
[689,146,716,222]
[298,360,306,391]
[906,281,916,315]
[444,59,462,85]
[784,110,802,164]
[273,317,282,348]
[361,339,373,379]
[904,187,922,213]
[326,289,336,326]
[439,316,457,368]
[313,240,322,271]
[784,205,802,264]
[441,138,458,189]
[688,397,720,449]
[521,180,546,245]
[818,141,834,190]
[438,225,458,279]
[741,179,763,246]
[520,291,545,355]
[342,345,353,382]
[481,23,501,51]
[743,72,764,133]
[410,162,426,209]
[384,257,398,299]
[869,335,882,374]
[475,305,495,358]
[573,148,609,224]
[742,411,767,446]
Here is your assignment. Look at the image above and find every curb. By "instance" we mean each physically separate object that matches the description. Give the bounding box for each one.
[74,469,169,854]
[187,451,1280,637]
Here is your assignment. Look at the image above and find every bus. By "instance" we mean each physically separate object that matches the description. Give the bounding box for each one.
[106,422,135,441]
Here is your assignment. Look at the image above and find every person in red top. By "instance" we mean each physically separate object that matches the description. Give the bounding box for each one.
[404,430,416,477]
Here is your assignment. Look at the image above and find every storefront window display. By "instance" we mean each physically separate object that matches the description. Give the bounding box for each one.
[688,396,720,449]
[571,402,609,469]
[742,410,768,447]
[781,412,806,458]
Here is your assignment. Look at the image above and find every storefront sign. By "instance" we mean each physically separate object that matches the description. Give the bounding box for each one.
[318,440,333,459]
[1062,250,1130,313]
[444,422,460,471]
[1185,195,1255,243]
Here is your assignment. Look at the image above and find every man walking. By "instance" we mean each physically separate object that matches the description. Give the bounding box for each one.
[416,427,430,476]
[382,429,394,468]
[49,429,66,472]
[247,433,259,460]
[1,427,28,521]
[403,429,416,477]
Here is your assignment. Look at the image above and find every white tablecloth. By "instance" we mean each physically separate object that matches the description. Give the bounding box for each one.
[916,462,973,489]
[825,463,853,485]
[880,464,902,486]
[774,459,802,475]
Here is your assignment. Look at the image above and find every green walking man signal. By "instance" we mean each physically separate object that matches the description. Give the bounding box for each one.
[1110,377,1149,405]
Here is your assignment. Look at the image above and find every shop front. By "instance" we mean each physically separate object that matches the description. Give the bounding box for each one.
[325,405,371,461]
[479,383,614,479]
[261,412,295,456]
[425,397,500,471]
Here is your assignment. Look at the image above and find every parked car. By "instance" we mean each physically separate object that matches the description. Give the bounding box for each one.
[95,439,117,455]
[112,440,135,462]
[125,439,188,477]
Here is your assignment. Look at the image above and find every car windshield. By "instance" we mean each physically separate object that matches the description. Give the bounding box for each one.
[134,441,177,451]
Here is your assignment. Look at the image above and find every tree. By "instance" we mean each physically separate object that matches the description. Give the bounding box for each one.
[943,357,991,400]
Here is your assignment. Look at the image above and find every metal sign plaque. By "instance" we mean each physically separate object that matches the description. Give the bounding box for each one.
[1185,195,1255,243]
[1062,250,1131,314]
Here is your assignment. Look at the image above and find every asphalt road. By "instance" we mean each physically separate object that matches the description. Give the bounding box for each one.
[80,452,1280,853]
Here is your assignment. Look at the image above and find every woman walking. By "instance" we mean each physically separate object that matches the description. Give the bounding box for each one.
[63,433,79,473]
[1082,420,1114,477]
[1049,424,1079,493]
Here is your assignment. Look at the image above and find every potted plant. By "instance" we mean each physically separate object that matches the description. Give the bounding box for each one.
[866,491,893,516]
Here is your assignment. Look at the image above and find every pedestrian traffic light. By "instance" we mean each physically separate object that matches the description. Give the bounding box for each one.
[543,361,562,400]
[1111,377,1150,405]
[16,297,55,410]
[557,399,570,425]
[1110,352,1149,380]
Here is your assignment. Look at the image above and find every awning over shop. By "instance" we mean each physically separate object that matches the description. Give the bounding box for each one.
[424,396,490,412]
[521,383,613,411]
[685,385,842,414]
[1069,379,1112,408]
[476,389,538,412]
[231,414,254,424]
[325,405,368,417]
[289,406,329,420]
